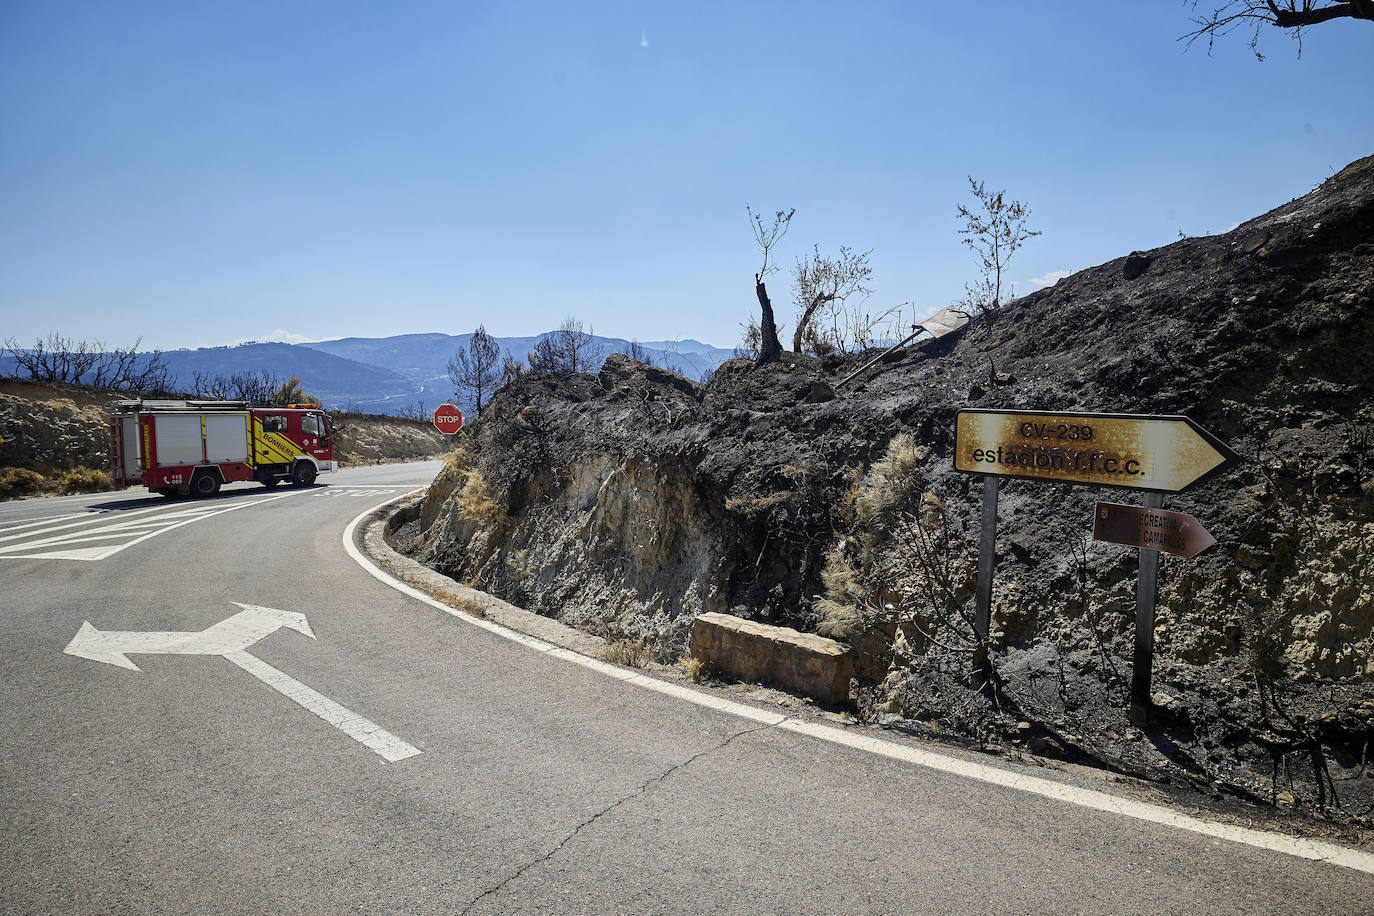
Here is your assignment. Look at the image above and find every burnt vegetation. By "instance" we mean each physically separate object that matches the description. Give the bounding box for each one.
[402,156,1374,826]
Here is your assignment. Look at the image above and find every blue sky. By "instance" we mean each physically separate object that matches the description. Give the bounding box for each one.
[2,1,1371,352]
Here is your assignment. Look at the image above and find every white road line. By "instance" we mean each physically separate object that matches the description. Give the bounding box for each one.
[0,513,90,534]
[223,650,421,762]
[0,503,169,545]
[342,493,1374,875]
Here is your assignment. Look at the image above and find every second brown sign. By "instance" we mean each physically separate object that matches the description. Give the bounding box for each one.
[1092,502,1217,559]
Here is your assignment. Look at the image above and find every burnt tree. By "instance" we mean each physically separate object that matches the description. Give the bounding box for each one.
[747,205,793,364]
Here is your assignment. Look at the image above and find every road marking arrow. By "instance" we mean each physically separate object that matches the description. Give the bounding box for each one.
[64,604,420,763]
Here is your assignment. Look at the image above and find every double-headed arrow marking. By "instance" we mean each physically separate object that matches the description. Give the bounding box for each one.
[65,604,420,763]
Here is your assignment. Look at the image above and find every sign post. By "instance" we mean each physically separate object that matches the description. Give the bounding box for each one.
[1131,492,1164,724]
[972,475,999,690]
[953,409,1235,724]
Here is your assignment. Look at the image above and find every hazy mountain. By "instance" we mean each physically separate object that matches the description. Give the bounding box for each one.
[303,332,734,407]
[3,332,734,415]
[159,344,417,411]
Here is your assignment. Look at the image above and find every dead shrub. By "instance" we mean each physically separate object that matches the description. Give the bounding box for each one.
[57,466,111,494]
[0,467,46,499]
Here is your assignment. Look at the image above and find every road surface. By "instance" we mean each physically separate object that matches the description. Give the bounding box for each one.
[1,461,1370,914]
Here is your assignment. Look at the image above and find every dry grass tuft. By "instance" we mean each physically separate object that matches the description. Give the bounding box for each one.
[433,588,489,619]
[457,470,507,528]
[814,597,866,641]
[853,434,928,530]
[679,654,709,682]
[599,638,654,669]
[724,490,792,516]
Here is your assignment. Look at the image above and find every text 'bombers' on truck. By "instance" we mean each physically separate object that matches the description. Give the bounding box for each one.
[107,399,337,497]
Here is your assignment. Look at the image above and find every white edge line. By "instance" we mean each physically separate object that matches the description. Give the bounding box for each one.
[341,493,1374,875]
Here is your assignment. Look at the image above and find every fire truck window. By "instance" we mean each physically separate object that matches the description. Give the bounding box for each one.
[263,415,286,433]
[302,414,320,437]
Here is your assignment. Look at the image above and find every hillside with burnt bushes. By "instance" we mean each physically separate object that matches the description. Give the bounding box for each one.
[400,157,1374,819]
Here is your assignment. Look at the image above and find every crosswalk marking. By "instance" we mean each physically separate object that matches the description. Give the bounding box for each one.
[0,494,300,561]
[0,513,88,535]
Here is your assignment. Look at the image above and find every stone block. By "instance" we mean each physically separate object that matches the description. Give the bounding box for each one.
[689,612,852,706]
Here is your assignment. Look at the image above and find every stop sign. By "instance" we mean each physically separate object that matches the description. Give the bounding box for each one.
[432,403,464,435]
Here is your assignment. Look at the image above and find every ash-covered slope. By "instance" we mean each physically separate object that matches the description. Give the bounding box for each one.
[405,157,1374,816]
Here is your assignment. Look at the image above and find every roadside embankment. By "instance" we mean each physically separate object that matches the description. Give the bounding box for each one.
[398,156,1374,821]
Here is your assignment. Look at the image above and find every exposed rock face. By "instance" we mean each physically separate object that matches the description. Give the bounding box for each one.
[330,412,446,467]
[0,382,111,473]
[407,157,1374,814]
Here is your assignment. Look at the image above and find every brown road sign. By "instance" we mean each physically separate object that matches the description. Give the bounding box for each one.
[953,409,1237,493]
[1092,501,1217,558]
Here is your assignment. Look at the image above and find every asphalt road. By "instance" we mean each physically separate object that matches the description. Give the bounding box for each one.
[2,461,1371,914]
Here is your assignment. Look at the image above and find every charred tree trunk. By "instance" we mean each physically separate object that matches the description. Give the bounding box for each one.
[755,280,784,364]
[792,294,834,354]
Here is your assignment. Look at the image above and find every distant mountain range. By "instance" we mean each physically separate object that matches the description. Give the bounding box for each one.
[302,333,731,411]
[2,332,734,414]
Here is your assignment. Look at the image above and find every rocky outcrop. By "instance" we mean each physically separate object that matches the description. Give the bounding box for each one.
[330,412,446,467]
[405,156,1374,815]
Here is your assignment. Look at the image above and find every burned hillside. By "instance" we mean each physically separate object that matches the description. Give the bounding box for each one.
[401,156,1374,817]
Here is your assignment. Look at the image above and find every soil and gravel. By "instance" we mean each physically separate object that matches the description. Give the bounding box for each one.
[401,156,1374,826]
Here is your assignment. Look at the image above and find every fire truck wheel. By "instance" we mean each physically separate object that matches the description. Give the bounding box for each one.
[291,462,317,487]
[191,471,221,498]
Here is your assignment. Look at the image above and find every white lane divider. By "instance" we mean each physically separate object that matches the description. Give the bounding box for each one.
[343,493,1374,875]
[0,492,304,561]
[64,603,420,763]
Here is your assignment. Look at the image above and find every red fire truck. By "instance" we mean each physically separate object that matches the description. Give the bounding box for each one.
[109,399,337,497]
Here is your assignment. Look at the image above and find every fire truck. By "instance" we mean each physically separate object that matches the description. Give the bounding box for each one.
[108,399,337,497]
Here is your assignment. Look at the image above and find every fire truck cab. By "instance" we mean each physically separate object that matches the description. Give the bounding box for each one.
[109,399,338,497]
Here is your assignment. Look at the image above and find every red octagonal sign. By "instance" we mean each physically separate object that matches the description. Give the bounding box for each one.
[432,403,464,435]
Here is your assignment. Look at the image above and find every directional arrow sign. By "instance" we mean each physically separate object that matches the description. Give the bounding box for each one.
[64,604,420,763]
[1092,502,1218,558]
[954,409,1238,493]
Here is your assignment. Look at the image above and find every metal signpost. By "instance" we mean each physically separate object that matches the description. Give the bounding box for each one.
[952,409,1236,723]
